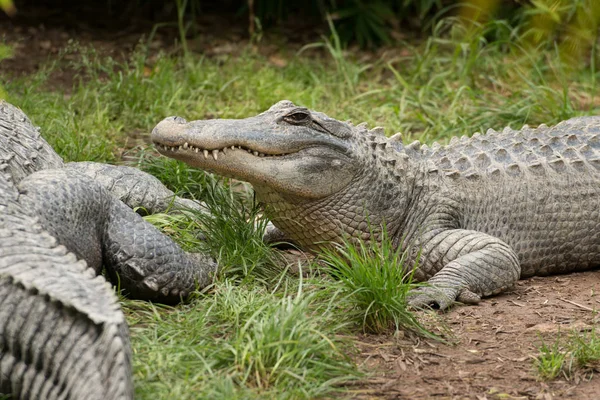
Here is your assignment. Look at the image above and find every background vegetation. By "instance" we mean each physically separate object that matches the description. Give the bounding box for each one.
[6,0,600,50]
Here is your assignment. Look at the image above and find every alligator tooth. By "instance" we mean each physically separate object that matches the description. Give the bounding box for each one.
[203,149,209,159]
[178,146,183,151]
[259,153,265,157]
[212,150,219,160]
[222,147,227,155]
[253,151,259,156]
[195,148,199,153]
[183,142,189,149]
[231,146,235,150]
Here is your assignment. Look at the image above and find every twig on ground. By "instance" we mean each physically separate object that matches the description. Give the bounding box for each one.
[558,297,595,312]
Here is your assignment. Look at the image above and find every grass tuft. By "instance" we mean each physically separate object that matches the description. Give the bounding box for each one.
[192,179,283,283]
[535,337,567,380]
[535,326,600,380]
[216,289,359,394]
[319,230,435,338]
[140,164,283,283]
[135,152,283,282]
[570,328,600,371]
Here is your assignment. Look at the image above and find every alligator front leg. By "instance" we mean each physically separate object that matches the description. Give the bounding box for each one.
[17,168,216,304]
[65,161,205,214]
[408,229,521,310]
[102,198,216,302]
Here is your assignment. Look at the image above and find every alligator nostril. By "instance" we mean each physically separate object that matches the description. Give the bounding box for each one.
[170,116,187,124]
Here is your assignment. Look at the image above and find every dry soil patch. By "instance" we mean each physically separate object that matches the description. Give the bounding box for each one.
[351,271,600,399]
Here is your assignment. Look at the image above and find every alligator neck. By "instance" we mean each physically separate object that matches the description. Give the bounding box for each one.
[255,161,425,251]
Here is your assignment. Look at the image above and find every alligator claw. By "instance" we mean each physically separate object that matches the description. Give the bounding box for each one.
[407,287,456,310]
[262,221,297,247]
[408,286,482,310]
[456,288,481,305]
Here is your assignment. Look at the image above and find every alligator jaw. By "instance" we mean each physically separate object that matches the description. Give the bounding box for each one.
[153,141,295,161]
[152,115,312,157]
[151,115,357,199]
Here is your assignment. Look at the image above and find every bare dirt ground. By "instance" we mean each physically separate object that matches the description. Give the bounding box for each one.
[2,13,600,400]
[352,271,600,399]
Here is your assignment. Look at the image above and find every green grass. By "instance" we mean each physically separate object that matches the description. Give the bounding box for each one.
[570,328,600,371]
[3,15,600,398]
[8,17,599,163]
[535,327,600,380]
[189,179,282,282]
[535,337,568,380]
[125,280,359,399]
[319,230,436,337]
[140,157,284,282]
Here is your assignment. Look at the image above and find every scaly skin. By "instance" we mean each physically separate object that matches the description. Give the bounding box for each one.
[152,100,600,310]
[0,166,133,399]
[0,101,216,399]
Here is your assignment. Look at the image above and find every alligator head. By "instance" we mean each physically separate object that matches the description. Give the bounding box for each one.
[152,100,412,250]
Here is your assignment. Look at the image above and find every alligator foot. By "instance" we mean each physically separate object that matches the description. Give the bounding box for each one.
[408,286,481,310]
[262,221,299,248]
[135,252,217,302]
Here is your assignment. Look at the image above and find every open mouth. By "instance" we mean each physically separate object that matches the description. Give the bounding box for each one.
[153,142,292,161]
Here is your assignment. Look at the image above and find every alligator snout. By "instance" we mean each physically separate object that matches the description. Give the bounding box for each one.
[152,116,190,146]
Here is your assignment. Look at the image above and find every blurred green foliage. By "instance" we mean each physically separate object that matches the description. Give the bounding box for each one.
[0,44,13,99]
[5,1,598,52]
[0,0,15,98]
[458,0,600,63]
[167,0,600,52]
[0,0,15,16]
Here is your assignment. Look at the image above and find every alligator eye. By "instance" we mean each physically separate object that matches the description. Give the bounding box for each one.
[283,111,310,124]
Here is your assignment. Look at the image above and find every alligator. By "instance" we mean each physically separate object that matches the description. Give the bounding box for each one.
[0,101,216,399]
[152,100,600,310]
